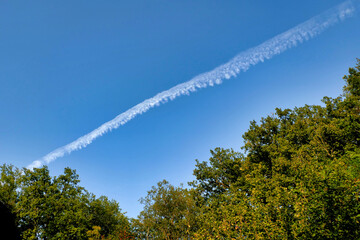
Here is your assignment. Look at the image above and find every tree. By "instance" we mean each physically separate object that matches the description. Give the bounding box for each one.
[0,164,132,239]
[0,164,21,210]
[190,148,244,201]
[134,180,197,239]
[88,195,133,239]
[17,167,90,239]
[191,59,360,239]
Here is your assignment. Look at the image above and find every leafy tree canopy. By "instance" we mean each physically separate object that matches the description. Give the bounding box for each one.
[190,59,360,239]
[0,165,132,240]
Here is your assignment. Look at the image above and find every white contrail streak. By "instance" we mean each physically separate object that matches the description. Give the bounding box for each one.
[28,0,358,169]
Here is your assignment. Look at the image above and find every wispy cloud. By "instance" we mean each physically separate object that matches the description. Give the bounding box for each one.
[28,0,358,169]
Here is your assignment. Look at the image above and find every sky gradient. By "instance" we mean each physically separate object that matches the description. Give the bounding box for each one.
[1,0,360,217]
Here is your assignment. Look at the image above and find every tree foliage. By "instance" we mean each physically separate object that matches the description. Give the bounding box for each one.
[135,59,360,239]
[0,165,132,240]
[190,59,360,239]
[133,180,197,239]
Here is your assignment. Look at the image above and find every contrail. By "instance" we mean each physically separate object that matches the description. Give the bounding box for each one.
[28,0,358,169]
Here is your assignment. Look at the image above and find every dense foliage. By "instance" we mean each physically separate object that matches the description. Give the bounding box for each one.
[0,165,133,239]
[133,180,197,239]
[1,59,359,239]
[136,59,360,239]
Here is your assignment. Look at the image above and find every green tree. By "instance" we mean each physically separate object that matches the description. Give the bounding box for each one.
[192,59,360,239]
[17,167,90,239]
[134,180,197,239]
[0,164,132,239]
[0,164,21,210]
[190,148,244,201]
[88,195,133,239]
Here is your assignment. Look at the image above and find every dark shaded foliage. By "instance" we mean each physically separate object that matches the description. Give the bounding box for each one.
[0,200,21,240]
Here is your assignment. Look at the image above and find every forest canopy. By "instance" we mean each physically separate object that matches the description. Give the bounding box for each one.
[1,59,359,239]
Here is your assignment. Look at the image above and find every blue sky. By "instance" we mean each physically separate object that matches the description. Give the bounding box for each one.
[1,0,359,217]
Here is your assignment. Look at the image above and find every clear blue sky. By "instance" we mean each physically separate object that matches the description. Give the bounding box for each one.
[1,0,359,218]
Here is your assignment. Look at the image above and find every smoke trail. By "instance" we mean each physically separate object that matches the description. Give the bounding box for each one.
[28,0,358,169]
